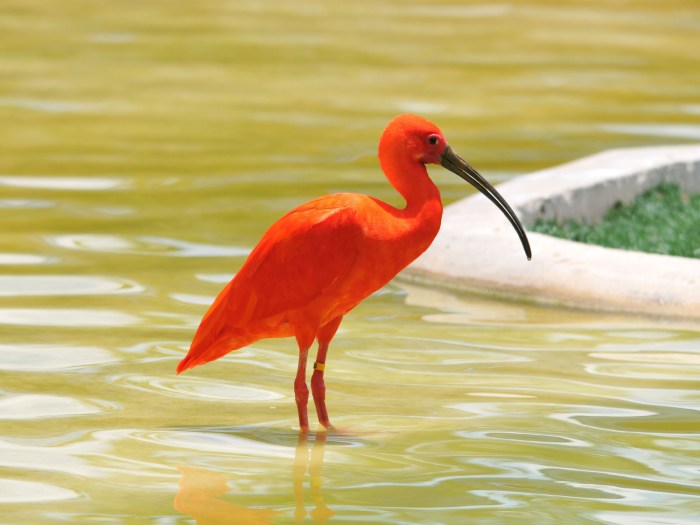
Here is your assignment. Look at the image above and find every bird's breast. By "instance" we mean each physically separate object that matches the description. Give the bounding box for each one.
[318,198,443,316]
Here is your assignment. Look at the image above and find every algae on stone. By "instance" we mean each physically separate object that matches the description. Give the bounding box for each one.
[532,183,700,258]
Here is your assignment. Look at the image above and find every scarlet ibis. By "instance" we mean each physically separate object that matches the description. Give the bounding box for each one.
[177,114,531,432]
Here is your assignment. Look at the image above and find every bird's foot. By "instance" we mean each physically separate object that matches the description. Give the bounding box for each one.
[319,422,358,436]
[318,421,335,433]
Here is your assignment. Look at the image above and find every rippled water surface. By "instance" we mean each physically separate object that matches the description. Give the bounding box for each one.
[2,1,700,524]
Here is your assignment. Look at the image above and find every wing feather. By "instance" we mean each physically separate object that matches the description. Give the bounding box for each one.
[177,196,363,372]
[234,202,361,321]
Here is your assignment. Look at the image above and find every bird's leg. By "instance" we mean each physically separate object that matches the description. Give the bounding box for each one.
[311,316,342,430]
[294,346,310,433]
[311,341,331,429]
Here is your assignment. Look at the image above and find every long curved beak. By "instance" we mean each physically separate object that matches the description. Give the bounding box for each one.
[441,145,532,260]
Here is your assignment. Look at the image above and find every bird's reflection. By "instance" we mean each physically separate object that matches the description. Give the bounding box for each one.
[293,432,334,523]
[174,465,280,524]
[175,431,333,524]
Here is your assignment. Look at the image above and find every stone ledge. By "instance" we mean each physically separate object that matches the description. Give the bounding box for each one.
[404,144,700,320]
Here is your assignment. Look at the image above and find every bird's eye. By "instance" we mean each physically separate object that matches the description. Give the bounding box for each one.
[428,134,440,146]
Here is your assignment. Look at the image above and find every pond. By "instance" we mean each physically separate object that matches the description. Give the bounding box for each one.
[1,1,699,524]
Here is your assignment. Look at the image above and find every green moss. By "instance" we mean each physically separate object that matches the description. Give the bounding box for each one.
[532,183,700,258]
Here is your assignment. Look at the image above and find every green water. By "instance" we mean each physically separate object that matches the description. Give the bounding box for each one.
[532,183,700,258]
[2,1,700,524]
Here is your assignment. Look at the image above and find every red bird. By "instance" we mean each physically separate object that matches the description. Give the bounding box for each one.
[177,114,531,432]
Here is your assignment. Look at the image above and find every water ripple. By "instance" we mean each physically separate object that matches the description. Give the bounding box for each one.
[170,293,215,306]
[0,479,79,503]
[0,393,118,420]
[195,273,235,283]
[0,253,52,265]
[587,352,700,381]
[123,429,295,458]
[0,432,169,480]
[458,430,591,448]
[548,404,699,436]
[348,343,528,368]
[0,198,54,209]
[0,308,141,327]
[448,401,670,436]
[87,32,138,44]
[595,511,700,525]
[48,234,249,257]
[0,344,118,371]
[109,374,284,402]
[601,123,700,140]
[0,275,144,296]
[0,175,127,190]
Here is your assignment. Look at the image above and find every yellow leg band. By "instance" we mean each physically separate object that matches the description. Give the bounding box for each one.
[313,361,325,372]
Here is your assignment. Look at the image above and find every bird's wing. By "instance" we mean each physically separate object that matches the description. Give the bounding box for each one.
[232,198,363,323]
[180,196,364,371]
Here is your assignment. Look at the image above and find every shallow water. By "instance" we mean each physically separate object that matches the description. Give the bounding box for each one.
[1,1,700,524]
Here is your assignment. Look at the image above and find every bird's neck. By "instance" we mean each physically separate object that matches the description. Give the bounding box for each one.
[378,151,443,257]
[380,150,442,216]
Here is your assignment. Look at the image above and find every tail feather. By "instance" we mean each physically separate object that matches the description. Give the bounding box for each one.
[176,338,241,374]
[177,312,257,373]
[177,280,248,373]
[177,269,290,374]
[177,316,258,373]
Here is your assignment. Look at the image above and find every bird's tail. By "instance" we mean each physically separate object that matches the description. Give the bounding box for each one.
[177,340,235,373]
[176,326,254,374]
[177,281,252,373]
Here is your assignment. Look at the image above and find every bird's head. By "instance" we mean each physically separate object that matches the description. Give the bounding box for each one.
[381,114,532,261]
[380,114,447,165]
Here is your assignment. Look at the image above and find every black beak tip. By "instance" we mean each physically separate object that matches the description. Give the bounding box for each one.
[518,234,532,261]
[442,145,533,262]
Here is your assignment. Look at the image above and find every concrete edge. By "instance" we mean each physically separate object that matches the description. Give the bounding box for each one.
[403,144,700,320]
